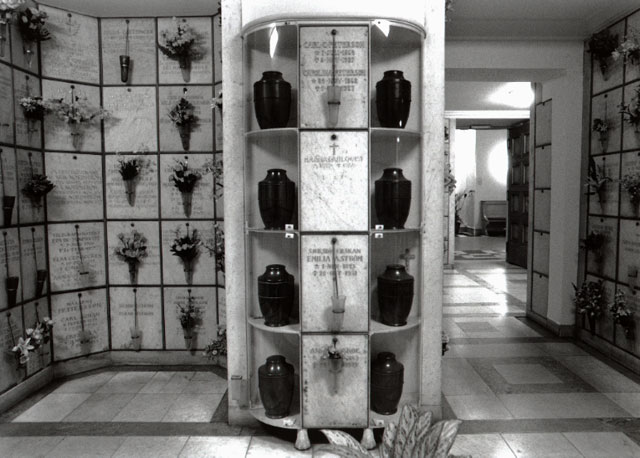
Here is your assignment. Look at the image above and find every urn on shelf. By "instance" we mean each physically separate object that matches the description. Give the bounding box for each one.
[377,264,414,326]
[370,352,404,415]
[258,169,295,229]
[254,71,291,129]
[375,168,411,229]
[376,70,411,128]
[258,264,294,327]
[258,355,295,419]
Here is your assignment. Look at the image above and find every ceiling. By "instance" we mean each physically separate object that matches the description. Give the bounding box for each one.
[40,0,218,17]
[446,0,639,40]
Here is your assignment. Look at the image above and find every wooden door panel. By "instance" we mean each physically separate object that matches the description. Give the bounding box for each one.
[506,121,530,268]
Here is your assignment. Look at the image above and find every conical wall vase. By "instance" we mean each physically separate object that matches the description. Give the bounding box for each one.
[253,71,291,129]
[371,352,404,415]
[377,264,414,326]
[178,55,191,83]
[375,168,411,229]
[258,355,294,419]
[181,191,193,218]
[376,70,411,128]
[23,41,35,69]
[124,179,136,206]
[183,259,194,284]
[119,55,131,83]
[35,269,47,297]
[258,169,295,229]
[128,262,138,285]
[6,276,19,308]
[70,125,83,151]
[257,264,294,327]
[3,195,14,226]
[178,126,191,151]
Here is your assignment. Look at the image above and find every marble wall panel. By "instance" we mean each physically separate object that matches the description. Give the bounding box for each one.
[591,88,623,156]
[0,307,25,392]
[23,300,52,376]
[584,275,615,341]
[623,83,640,151]
[109,287,162,350]
[0,63,14,145]
[19,225,47,301]
[213,15,222,83]
[0,147,18,227]
[158,85,213,152]
[159,154,214,219]
[103,86,158,152]
[627,11,640,83]
[16,149,45,225]
[214,82,222,151]
[534,146,551,188]
[106,221,161,286]
[157,17,212,85]
[619,219,640,288]
[620,151,640,218]
[533,189,550,232]
[9,18,39,73]
[105,154,158,220]
[587,216,618,280]
[101,18,157,85]
[213,151,223,220]
[588,154,620,216]
[161,221,217,285]
[535,100,551,146]
[591,20,625,96]
[13,71,42,150]
[163,286,218,350]
[0,228,22,309]
[531,273,548,317]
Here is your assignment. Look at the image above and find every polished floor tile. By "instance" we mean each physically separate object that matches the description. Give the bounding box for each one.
[537,343,588,357]
[183,378,228,394]
[442,359,494,396]
[449,433,516,458]
[444,275,481,286]
[52,372,115,394]
[445,343,547,359]
[443,304,522,315]
[558,356,640,393]
[0,436,63,457]
[13,393,92,422]
[139,371,177,393]
[498,393,631,419]
[45,436,126,458]
[501,433,582,458]
[445,394,514,420]
[178,436,252,457]
[62,393,135,422]
[563,432,640,457]
[444,287,506,304]
[246,436,312,457]
[605,392,640,417]
[162,394,223,422]
[112,436,189,458]
[96,371,157,394]
[494,363,563,385]
[112,393,180,422]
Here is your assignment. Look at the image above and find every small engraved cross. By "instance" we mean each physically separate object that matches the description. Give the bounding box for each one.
[330,142,339,156]
[400,249,415,271]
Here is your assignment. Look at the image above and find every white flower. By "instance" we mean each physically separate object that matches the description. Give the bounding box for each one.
[0,0,25,12]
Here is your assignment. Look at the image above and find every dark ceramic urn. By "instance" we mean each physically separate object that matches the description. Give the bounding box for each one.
[375,168,411,229]
[371,352,404,415]
[254,71,291,129]
[376,70,411,128]
[258,355,295,419]
[258,264,294,327]
[377,264,414,326]
[258,169,296,229]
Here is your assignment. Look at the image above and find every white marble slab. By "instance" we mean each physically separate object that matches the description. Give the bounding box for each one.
[214,82,222,151]
[619,220,640,287]
[40,6,100,84]
[17,149,46,225]
[48,222,106,292]
[535,101,551,146]
[106,221,161,286]
[587,217,618,279]
[0,228,22,309]
[591,21,625,96]
[51,288,109,360]
[623,84,640,151]
[588,154,620,216]
[159,85,213,152]
[158,17,213,85]
[9,18,39,72]
[0,147,18,227]
[160,154,214,219]
[621,152,640,218]
[301,234,368,332]
[213,16,222,83]
[109,287,163,350]
[0,64,14,145]
[20,225,48,301]
[300,131,368,231]
[13,71,42,150]
[105,154,158,219]
[301,334,368,428]
[101,18,157,85]
[163,286,219,350]
[45,153,103,221]
[299,26,368,128]
[23,300,52,376]
[103,86,158,152]
[161,221,217,285]
[591,88,622,156]
[0,307,24,392]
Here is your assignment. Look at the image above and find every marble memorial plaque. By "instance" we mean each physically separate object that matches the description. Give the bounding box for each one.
[0,308,24,391]
[620,285,640,354]
[45,153,103,221]
[627,13,640,84]
[42,80,102,151]
[214,221,224,288]
[159,85,213,152]
[534,146,551,188]
[40,6,100,84]
[105,154,158,219]
[13,71,42,149]
[160,154,214,219]
[103,86,158,152]
[302,334,368,428]
[48,222,106,292]
[0,64,14,145]
[535,101,551,146]
[17,150,45,225]
[620,152,640,217]
[161,221,217,285]
[110,287,162,350]
[619,220,640,288]
[588,154,620,216]
[533,190,550,232]
[300,26,368,128]
[101,18,157,85]
[10,19,39,72]
[158,17,213,84]
[0,147,18,227]
[20,226,48,301]
[301,234,368,332]
[585,275,615,341]
[107,221,161,286]
[213,16,222,82]
[591,88,623,156]
[587,216,618,279]
[51,288,108,360]
[0,228,21,309]
[163,286,218,350]
[215,285,225,326]
[531,273,548,316]
[24,300,52,376]
[533,231,550,276]
[214,82,222,151]
[592,21,625,95]
[300,131,368,231]
[623,84,640,151]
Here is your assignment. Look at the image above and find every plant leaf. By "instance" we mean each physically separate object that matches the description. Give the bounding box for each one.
[380,420,397,458]
[320,429,369,455]
[314,444,371,458]
[393,405,419,457]
[402,410,432,457]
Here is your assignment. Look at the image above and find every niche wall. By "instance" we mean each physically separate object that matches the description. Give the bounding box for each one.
[0,4,223,396]
[581,8,640,361]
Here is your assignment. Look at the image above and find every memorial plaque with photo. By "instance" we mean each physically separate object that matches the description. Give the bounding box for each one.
[103,86,158,152]
[13,71,42,149]
[591,88,622,156]
[0,228,22,310]
[299,26,368,128]
[110,287,162,350]
[0,64,14,145]
[300,131,368,231]
[588,154,620,216]
[301,234,368,332]
[0,147,18,228]
[101,18,157,85]
[158,17,213,84]
[105,154,158,219]
[51,288,109,361]
[42,80,102,152]
[159,85,213,152]
[587,216,618,280]
[48,222,106,292]
[623,83,640,151]
[40,6,100,84]
[107,221,161,286]
[45,153,103,221]
[592,21,625,96]
[620,152,640,218]
[619,220,640,289]
[161,221,217,285]
[163,286,218,350]
[23,300,52,376]
[10,19,40,72]
[0,308,25,391]
[160,154,214,219]
[17,150,45,225]
[302,334,368,428]
[20,225,48,301]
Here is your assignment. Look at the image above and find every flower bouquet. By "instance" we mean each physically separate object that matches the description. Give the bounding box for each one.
[170,158,201,217]
[620,85,640,133]
[573,280,606,335]
[10,336,33,368]
[621,171,640,213]
[19,96,46,121]
[169,97,198,151]
[114,229,148,284]
[592,118,609,153]
[612,27,640,67]
[610,289,635,339]
[585,157,611,207]
[0,0,25,58]
[177,291,198,348]
[22,173,54,206]
[159,17,197,82]
[117,155,146,206]
[587,29,619,80]
[203,326,226,367]
[170,224,200,284]
[17,6,50,67]
[582,231,606,269]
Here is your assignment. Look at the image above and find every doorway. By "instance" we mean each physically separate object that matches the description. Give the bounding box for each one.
[506,120,530,268]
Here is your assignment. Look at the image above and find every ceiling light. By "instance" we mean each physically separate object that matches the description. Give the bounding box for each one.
[469,124,492,129]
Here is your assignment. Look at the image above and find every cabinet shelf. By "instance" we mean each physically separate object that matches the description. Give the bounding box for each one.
[371,127,421,138]
[249,317,301,335]
[246,228,299,235]
[249,406,302,430]
[370,317,419,335]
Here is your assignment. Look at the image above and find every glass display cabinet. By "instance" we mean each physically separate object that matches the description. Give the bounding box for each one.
[242,18,425,449]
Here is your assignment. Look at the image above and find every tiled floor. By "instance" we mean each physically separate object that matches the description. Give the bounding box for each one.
[4,236,640,456]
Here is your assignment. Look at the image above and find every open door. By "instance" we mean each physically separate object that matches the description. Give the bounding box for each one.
[506,121,530,267]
